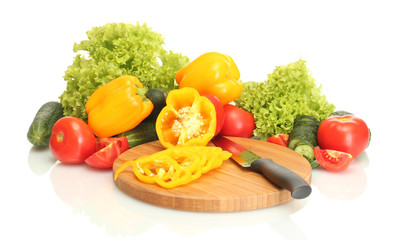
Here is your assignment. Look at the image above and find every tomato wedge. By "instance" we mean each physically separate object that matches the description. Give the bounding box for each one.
[266,134,289,147]
[95,137,129,152]
[314,147,354,171]
[85,137,129,169]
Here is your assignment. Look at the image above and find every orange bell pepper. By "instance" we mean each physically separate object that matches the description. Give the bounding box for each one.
[175,52,242,105]
[156,87,216,149]
[86,75,153,138]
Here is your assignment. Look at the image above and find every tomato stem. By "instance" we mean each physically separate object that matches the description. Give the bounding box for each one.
[338,116,352,122]
[57,132,64,142]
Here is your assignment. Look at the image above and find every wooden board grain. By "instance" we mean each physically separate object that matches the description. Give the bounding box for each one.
[113,137,312,212]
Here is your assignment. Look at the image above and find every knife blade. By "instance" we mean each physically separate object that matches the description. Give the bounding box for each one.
[212,135,311,199]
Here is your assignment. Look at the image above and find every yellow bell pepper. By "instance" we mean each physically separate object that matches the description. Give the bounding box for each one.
[114,146,232,188]
[175,52,242,105]
[86,75,154,138]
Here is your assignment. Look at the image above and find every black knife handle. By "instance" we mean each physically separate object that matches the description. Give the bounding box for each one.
[250,158,311,199]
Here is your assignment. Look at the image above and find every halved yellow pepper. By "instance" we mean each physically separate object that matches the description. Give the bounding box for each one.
[86,75,154,138]
[156,87,216,149]
[175,52,242,105]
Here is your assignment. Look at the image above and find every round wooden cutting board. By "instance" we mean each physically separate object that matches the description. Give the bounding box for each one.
[113,137,312,212]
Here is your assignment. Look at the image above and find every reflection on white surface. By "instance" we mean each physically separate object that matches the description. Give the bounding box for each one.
[312,152,369,200]
[28,147,57,176]
[27,147,369,239]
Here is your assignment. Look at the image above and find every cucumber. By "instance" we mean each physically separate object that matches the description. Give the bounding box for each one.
[294,145,315,162]
[294,115,320,123]
[118,119,159,148]
[288,138,301,150]
[27,101,64,147]
[145,88,167,120]
[293,120,320,128]
[294,144,319,168]
[288,115,320,168]
[289,125,318,148]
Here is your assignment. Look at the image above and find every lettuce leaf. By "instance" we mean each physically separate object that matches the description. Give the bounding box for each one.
[235,59,335,140]
[59,22,189,121]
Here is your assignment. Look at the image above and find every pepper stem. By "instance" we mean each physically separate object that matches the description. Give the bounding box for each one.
[136,86,149,101]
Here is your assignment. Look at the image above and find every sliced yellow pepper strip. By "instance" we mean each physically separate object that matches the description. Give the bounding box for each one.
[114,146,232,188]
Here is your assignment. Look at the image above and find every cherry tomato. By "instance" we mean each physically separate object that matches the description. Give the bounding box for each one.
[49,117,96,164]
[317,115,369,158]
[220,104,256,138]
[202,94,225,136]
[266,134,289,147]
[85,137,129,169]
[314,147,354,171]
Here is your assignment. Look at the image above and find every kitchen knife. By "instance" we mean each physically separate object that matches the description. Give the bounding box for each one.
[212,135,312,199]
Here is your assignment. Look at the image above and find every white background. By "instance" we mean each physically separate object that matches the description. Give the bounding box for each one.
[1,0,397,239]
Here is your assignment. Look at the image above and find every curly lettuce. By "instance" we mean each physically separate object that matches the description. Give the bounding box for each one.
[59,22,189,120]
[235,59,335,140]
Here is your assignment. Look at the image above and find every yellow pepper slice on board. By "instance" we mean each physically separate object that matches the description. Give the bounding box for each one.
[114,146,232,188]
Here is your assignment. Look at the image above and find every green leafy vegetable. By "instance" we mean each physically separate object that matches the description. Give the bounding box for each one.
[59,22,189,121]
[235,59,335,140]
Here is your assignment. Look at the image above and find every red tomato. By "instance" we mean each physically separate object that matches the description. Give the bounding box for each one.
[94,137,129,152]
[85,137,129,169]
[266,134,289,147]
[49,117,96,164]
[317,115,369,158]
[314,147,354,171]
[220,104,256,138]
[202,94,225,136]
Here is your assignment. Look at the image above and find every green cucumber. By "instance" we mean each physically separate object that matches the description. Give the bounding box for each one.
[294,115,320,123]
[288,115,320,168]
[118,119,158,148]
[289,125,318,148]
[294,144,319,168]
[293,120,320,128]
[145,88,167,120]
[287,138,301,150]
[294,144,315,161]
[27,101,64,147]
